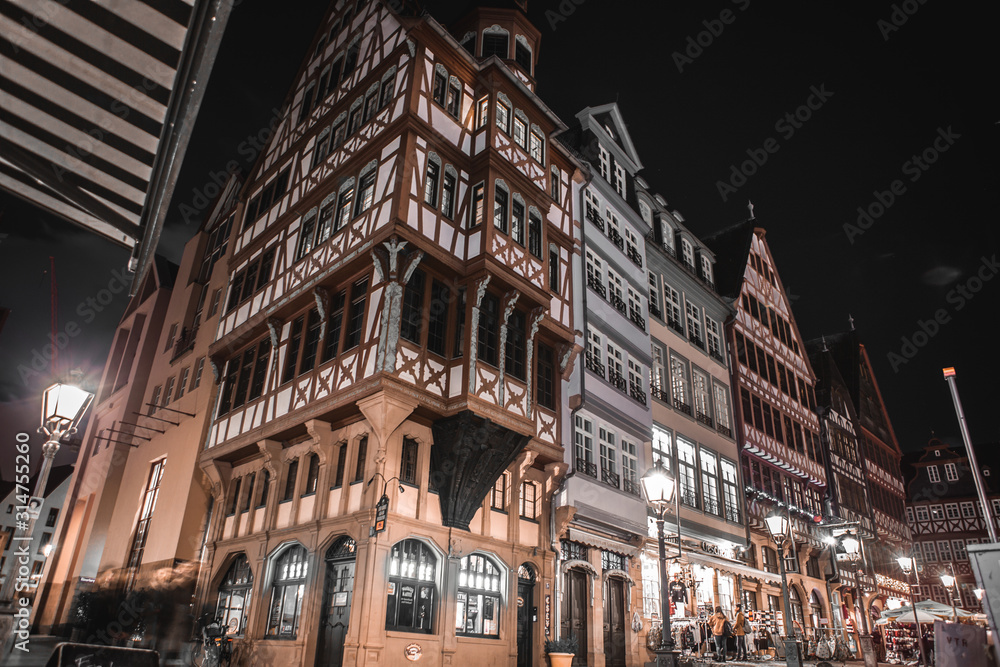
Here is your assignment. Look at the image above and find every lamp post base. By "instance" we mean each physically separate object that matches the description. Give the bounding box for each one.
[783,637,803,667]
[645,647,680,667]
[858,634,878,667]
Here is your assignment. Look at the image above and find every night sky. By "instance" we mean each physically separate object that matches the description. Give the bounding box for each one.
[1,0,997,477]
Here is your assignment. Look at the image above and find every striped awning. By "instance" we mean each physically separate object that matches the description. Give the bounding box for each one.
[0,0,231,292]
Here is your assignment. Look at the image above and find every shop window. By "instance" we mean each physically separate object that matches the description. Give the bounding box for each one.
[265,546,308,638]
[456,554,503,637]
[386,539,437,633]
[216,555,253,637]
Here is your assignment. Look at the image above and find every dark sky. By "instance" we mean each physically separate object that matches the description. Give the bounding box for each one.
[1,0,997,477]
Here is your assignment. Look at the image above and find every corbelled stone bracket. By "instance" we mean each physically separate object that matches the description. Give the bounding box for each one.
[430,410,531,530]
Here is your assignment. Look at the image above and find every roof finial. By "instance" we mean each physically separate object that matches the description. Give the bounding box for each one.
[848,313,855,331]
[747,200,755,220]
[821,336,829,352]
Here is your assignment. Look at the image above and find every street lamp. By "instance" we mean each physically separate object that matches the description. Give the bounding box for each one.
[641,460,679,667]
[837,530,877,667]
[764,509,803,667]
[896,555,929,667]
[1,382,93,606]
[975,588,985,602]
[940,568,959,622]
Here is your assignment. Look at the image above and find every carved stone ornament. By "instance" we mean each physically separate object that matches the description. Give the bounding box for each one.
[430,410,531,530]
[467,275,492,393]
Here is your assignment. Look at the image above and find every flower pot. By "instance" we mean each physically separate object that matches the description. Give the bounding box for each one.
[548,652,575,667]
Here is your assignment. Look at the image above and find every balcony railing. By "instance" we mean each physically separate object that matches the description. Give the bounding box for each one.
[716,423,733,438]
[607,226,624,250]
[700,275,717,292]
[644,231,676,258]
[679,490,698,508]
[630,382,647,405]
[586,206,605,231]
[649,303,663,320]
[709,349,727,365]
[650,384,667,402]
[608,369,627,392]
[673,398,692,416]
[696,411,713,428]
[576,458,597,478]
[725,507,741,522]
[609,292,626,314]
[704,497,720,516]
[623,477,641,497]
[629,308,646,331]
[585,353,606,377]
[171,326,198,361]
[587,272,606,298]
[601,467,620,489]
[626,245,643,268]
[667,316,685,335]
[689,333,705,350]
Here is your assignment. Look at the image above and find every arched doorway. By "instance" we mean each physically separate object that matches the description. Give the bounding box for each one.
[809,590,825,635]
[516,563,536,667]
[315,536,356,667]
[789,586,805,633]
[561,567,589,667]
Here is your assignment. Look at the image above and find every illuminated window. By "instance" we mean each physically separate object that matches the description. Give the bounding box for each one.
[266,546,308,638]
[386,539,437,633]
[456,554,503,637]
[216,555,253,637]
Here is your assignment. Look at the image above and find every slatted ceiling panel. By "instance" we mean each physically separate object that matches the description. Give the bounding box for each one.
[0,0,228,292]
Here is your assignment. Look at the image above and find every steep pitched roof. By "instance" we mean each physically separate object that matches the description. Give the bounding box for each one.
[574,103,644,172]
[701,218,757,301]
[805,338,859,424]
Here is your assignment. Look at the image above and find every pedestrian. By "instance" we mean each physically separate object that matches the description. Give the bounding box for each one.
[734,604,747,660]
[711,605,729,662]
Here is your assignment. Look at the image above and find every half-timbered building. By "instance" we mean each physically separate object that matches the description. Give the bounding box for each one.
[822,331,912,614]
[904,438,999,612]
[194,2,582,666]
[705,218,834,641]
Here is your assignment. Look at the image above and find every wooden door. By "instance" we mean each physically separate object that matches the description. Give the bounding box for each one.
[603,577,627,667]
[315,542,356,667]
[516,570,535,667]
[560,569,588,667]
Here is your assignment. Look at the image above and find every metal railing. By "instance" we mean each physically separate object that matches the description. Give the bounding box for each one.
[704,497,720,516]
[629,308,646,331]
[601,467,620,489]
[585,353,606,377]
[608,369,627,392]
[679,490,698,508]
[689,333,705,350]
[609,292,626,314]
[587,272,606,298]
[673,398,692,416]
[630,382,647,405]
[648,303,663,320]
[626,245,643,267]
[716,423,732,438]
[667,316,685,335]
[623,477,641,497]
[576,458,597,478]
[607,226,624,250]
[586,206,605,231]
[650,384,667,402]
[696,411,713,428]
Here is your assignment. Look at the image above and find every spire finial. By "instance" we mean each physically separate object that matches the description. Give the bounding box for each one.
[747,200,755,220]
[821,336,829,352]
[848,313,855,331]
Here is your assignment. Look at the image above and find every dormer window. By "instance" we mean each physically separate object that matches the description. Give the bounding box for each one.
[482,28,509,59]
[514,38,532,73]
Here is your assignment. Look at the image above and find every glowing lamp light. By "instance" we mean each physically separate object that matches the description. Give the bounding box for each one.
[840,533,861,557]
[896,556,914,575]
[942,367,956,378]
[974,588,985,601]
[764,510,788,545]
[940,574,956,588]
[641,460,676,507]
[41,382,93,436]
[43,543,55,557]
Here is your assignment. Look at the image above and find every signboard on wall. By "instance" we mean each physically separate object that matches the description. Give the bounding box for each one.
[545,595,551,637]
[934,620,985,667]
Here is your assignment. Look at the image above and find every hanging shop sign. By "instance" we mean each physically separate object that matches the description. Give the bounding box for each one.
[373,493,389,535]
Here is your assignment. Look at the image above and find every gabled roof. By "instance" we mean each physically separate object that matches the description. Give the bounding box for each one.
[806,338,859,424]
[575,103,643,173]
[702,218,757,301]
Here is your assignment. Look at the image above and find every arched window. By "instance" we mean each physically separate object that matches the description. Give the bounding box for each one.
[789,586,804,625]
[386,539,437,633]
[266,545,309,638]
[809,591,823,629]
[217,554,253,637]
[456,554,503,637]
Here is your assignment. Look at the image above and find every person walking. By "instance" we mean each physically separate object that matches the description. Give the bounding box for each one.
[711,605,729,662]
[734,604,748,660]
